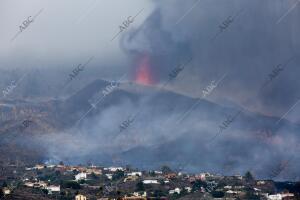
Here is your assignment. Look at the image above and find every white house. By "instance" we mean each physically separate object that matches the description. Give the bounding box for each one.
[86,168,102,175]
[257,180,266,185]
[267,194,282,200]
[75,172,87,181]
[143,180,159,184]
[33,181,47,188]
[46,185,60,193]
[234,175,243,180]
[104,167,123,172]
[226,190,241,194]
[224,185,232,189]
[46,164,56,169]
[127,172,142,177]
[105,174,113,180]
[185,187,192,193]
[267,193,294,200]
[2,188,11,195]
[33,165,45,170]
[169,188,181,194]
[24,182,35,187]
[282,193,294,198]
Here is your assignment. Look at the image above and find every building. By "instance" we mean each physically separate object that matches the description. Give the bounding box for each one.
[34,164,45,170]
[2,188,11,195]
[105,174,113,180]
[24,182,35,187]
[124,176,138,182]
[257,180,266,185]
[169,188,181,194]
[282,193,294,199]
[226,190,241,195]
[127,172,142,177]
[233,175,243,180]
[104,167,124,172]
[86,168,102,175]
[185,187,192,193]
[165,173,177,179]
[75,194,87,200]
[164,180,170,184]
[46,185,60,194]
[267,194,282,200]
[133,191,147,197]
[196,173,207,181]
[33,181,47,188]
[75,172,87,181]
[142,180,159,184]
[46,164,56,169]
[267,193,295,200]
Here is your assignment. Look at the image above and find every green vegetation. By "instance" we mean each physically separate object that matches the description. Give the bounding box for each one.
[62,181,81,190]
[136,181,145,191]
[211,190,225,198]
[112,170,124,181]
[161,165,173,174]
[192,180,207,192]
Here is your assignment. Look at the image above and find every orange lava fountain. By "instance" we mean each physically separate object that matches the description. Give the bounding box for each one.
[135,55,155,85]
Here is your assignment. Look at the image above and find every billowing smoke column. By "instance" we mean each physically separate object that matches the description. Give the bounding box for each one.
[120,8,193,85]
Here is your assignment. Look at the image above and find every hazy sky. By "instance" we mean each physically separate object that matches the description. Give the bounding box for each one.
[0,0,154,70]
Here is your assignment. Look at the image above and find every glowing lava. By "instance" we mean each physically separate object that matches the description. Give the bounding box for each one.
[135,55,155,85]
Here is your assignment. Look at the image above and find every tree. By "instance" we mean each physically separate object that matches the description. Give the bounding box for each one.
[63,181,81,190]
[245,171,255,185]
[112,170,124,181]
[244,187,260,200]
[180,188,188,196]
[136,181,145,191]
[161,165,173,174]
[192,180,207,192]
[211,191,225,198]
[2,182,7,188]
[91,172,99,179]
[158,179,165,185]
[0,188,4,198]
[42,189,48,194]
[149,171,155,177]
[55,170,61,176]
[153,190,167,198]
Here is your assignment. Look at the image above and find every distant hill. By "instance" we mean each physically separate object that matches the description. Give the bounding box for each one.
[0,79,299,180]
